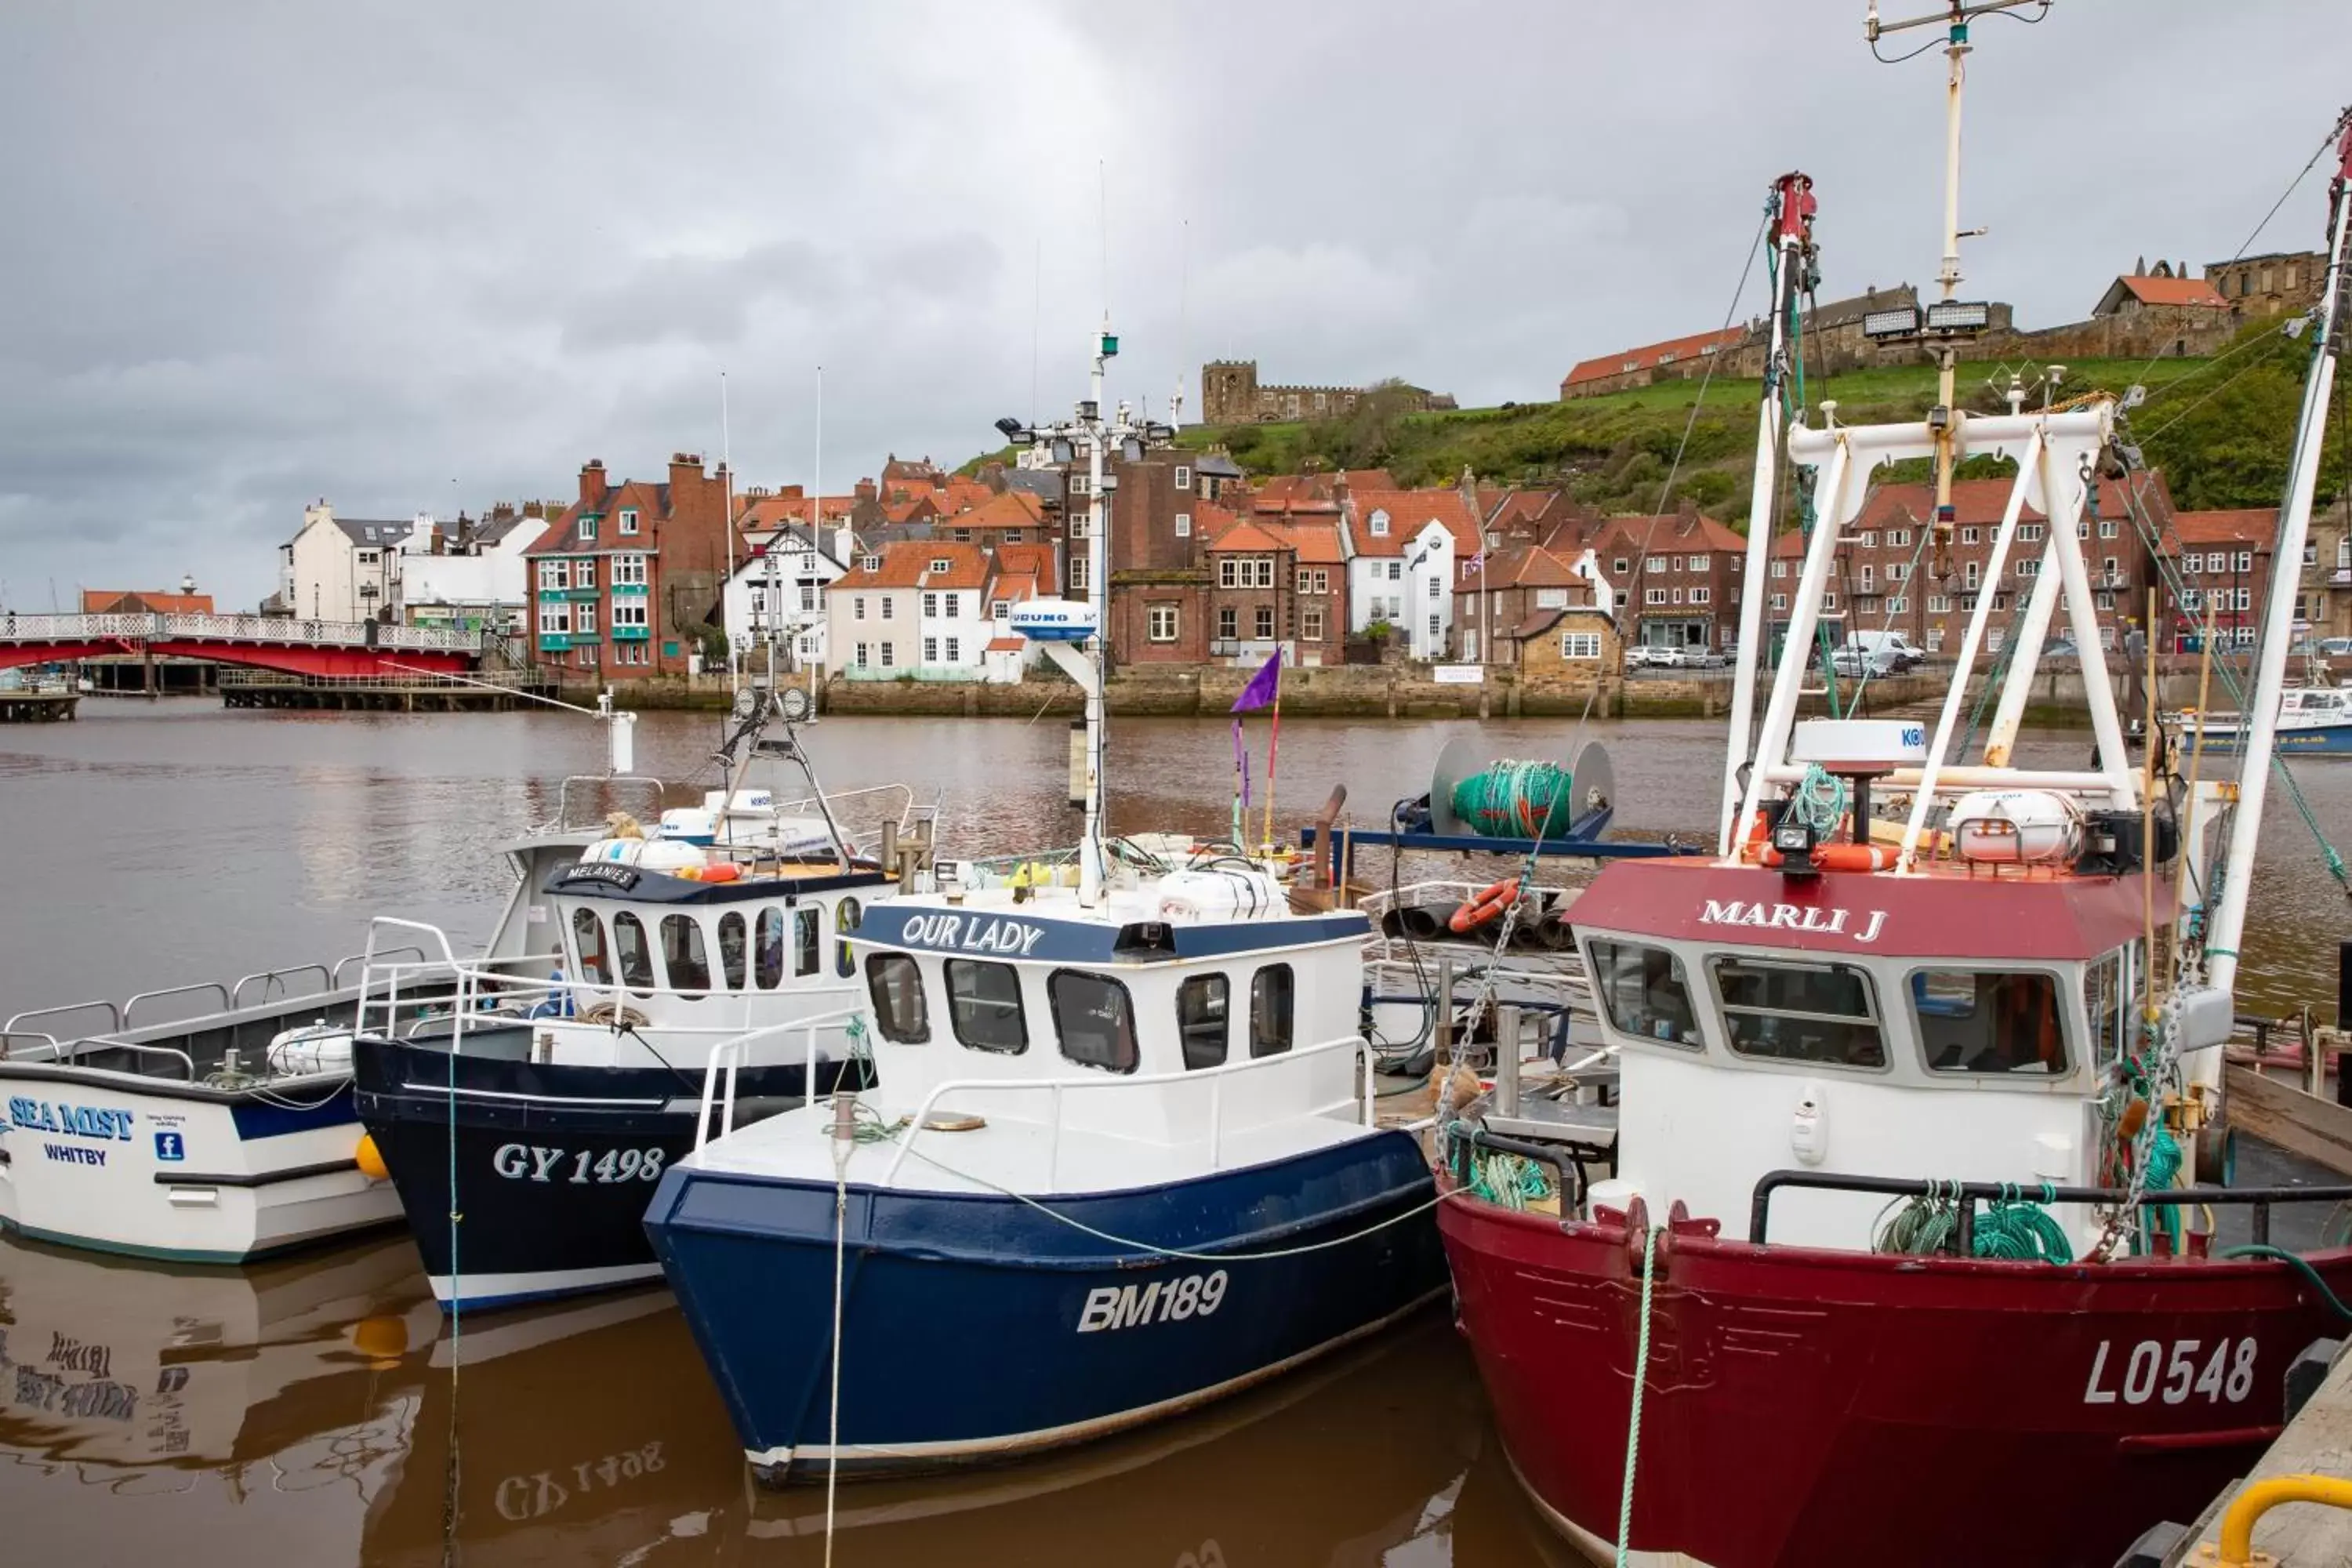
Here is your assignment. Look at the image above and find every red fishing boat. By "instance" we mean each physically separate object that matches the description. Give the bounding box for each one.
[1434,9,2352,1563]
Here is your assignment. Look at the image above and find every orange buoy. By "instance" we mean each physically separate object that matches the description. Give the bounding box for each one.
[1449,877,1523,934]
[355,1133,390,1182]
[1759,842,1898,873]
[698,862,743,884]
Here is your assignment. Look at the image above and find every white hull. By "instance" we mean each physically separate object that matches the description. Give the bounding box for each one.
[0,1064,401,1262]
[425,1260,665,1310]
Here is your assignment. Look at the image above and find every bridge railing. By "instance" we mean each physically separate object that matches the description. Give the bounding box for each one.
[0,611,481,654]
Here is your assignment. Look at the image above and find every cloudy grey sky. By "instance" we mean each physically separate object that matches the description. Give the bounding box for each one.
[0,1,2343,610]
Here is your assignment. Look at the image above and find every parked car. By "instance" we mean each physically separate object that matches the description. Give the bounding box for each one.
[1646,646,1690,669]
[2319,637,2352,658]
[1831,644,1903,679]
[1685,648,1730,670]
[1842,630,1926,673]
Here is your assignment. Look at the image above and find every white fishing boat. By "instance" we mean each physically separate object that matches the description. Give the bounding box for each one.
[2176,681,2352,756]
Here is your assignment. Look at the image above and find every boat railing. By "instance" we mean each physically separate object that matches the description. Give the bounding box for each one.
[2,998,125,1043]
[695,1003,872,1149]
[335,946,423,989]
[230,963,332,1011]
[60,1035,199,1080]
[1748,1168,2352,1250]
[547,775,671,833]
[878,1034,1377,1190]
[1355,877,1582,920]
[123,981,232,1031]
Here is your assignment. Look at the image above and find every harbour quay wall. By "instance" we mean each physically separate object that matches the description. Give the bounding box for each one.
[555,660,2201,724]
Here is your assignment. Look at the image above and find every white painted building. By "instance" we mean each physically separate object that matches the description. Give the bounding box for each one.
[280,504,412,622]
[1345,492,1475,662]
[724,524,851,675]
[826,541,996,680]
[396,509,550,633]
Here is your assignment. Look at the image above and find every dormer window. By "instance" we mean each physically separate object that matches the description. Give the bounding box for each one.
[862,554,881,572]
[619,509,640,536]
[1370,509,1390,537]
[580,514,597,541]
[930,557,951,573]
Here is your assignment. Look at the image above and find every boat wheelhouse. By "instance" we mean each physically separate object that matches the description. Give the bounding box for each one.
[352,688,923,1312]
[644,875,1445,1479]
[1436,84,2352,1568]
[648,329,1448,1482]
[2177,682,2352,757]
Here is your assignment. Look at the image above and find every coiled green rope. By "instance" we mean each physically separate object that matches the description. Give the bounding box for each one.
[1875,1180,2074,1264]
[1468,1150,1554,1211]
[1450,760,1578,840]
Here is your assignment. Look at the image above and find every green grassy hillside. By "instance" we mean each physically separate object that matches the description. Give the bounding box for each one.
[1172,326,2343,519]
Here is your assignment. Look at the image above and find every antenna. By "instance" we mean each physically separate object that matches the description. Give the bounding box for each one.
[722,369,738,692]
[1173,217,1190,429]
[1030,236,1043,428]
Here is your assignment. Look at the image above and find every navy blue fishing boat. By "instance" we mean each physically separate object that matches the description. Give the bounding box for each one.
[645,339,1445,1480]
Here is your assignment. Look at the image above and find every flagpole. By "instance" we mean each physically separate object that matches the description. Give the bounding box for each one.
[1231,718,1246,846]
[1261,654,1282,851]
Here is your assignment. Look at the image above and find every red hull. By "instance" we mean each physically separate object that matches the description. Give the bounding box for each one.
[1439,1189,2352,1568]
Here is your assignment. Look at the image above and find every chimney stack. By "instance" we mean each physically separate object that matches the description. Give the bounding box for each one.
[579,459,606,510]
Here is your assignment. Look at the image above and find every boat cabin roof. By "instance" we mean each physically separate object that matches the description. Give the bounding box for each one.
[1571,857,2160,963]
[855,887,1368,967]
[543,861,891,904]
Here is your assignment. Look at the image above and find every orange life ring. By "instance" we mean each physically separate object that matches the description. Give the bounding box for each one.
[1449,877,1523,933]
[1759,842,1897,873]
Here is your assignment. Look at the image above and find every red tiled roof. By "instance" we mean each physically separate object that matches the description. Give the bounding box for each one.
[1347,488,1481,557]
[955,491,1044,531]
[1563,325,1745,389]
[1206,519,1294,554]
[991,542,1060,595]
[831,539,993,590]
[738,493,858,530]
[985,636,1026,653]
[1342,468,1396,492]
[2115,275,2228,309]
[1598,511,1747,557]
[82,590,215,615]
[1269,517,1347,565]
[2163,509,2274,552]
[529,480,670,556]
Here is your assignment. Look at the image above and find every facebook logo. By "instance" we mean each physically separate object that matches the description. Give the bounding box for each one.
[154,1131,186,1162]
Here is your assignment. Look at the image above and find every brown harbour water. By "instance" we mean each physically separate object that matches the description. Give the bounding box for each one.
[0,701,2345,1566]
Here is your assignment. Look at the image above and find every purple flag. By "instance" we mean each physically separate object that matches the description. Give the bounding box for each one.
[1230,651,1282,713]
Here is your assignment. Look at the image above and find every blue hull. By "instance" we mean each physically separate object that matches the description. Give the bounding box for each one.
[2189,723,2352,757]
[643,1131,1446,1480]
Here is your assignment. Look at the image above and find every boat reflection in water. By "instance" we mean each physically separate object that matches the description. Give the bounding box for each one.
[1,1231,1541,1565]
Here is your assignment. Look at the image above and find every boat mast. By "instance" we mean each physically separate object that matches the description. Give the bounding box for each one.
[1719,171,1814,858]
[2203,107,2352,1000]
[1080,321,1113,906]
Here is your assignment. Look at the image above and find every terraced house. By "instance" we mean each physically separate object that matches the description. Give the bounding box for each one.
[527,454,733,677]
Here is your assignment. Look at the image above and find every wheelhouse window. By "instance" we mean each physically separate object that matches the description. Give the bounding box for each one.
[866,953,930,1044]
[1911,969,2067,1074]
[661,914,712,993]
[1249,965,1294,1057]
[612,912,656,994]
[1177,974,1229,1070]
[571,908,610,985]
[1713,956,1885,1069]
[946,960,1027,1054]
[1050,970,1138,1073]
[794,906,821,976]
[754,908,785,989]
[717,911,747,992]
[2085,948,2132,1070]
[835,898,862,977]
[1587,938,1700,1047]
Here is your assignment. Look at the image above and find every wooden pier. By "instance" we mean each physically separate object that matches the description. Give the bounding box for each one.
[219,669,553,712]
[0,687,78,722]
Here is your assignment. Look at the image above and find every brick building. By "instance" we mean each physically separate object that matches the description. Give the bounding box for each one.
[1762,472,2176,655]
[1559,326,1746,401]
[1512,605,1622,686]
[1599,509,1749,652]
[1454,546,1607,665]
[528,454,732,677]
[2158,510,2274,652]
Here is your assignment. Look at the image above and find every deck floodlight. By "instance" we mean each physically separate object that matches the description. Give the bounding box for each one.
[1145,422,1176,443]
[1050,437,1076,464]
[1077,399,1099,421]
[994,416,1029,441]
[1120,436,1145,463]
[1925,299,1992,332]
[1862,305,1922,340]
